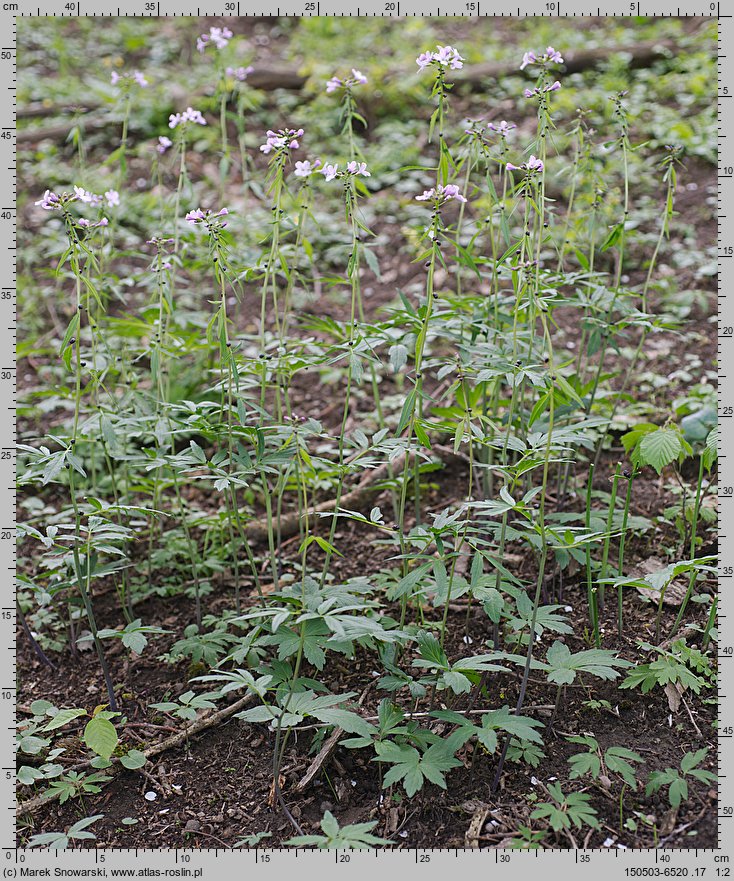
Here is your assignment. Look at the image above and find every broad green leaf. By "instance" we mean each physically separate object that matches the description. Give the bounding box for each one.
[83,716,118,760]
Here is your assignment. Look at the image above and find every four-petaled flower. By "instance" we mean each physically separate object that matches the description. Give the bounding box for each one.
[73,186,103,205]
[197,26,233,53]
[320,164,339,182]
[488,120,517,135]
[294,159,321,178]
[104,190,120,208]
[520,51,536,71]
[416,45,464,71]
[34,190,62,210]
[415,183,467,204]
[157,136,172,154]
[169,107,207,129]
[325,68,368,94]
[346,161,370,177]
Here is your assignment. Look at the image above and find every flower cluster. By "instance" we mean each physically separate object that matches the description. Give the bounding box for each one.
[293,159,322,178]
[520,46,564,70]
[325,69,368,94]
[111,70,148,88]
[415,183,467,204]
[34,190,63,210]
[168,107,207,129]
[157,136,173,154]
[35,188,111,228]
[506,155,544,173]
[524,81,561,99]
[197,26,233,53]
[416,45,464,72]
[259,127,304,155]
[147,236,174,271]
[226,65,254,82]
[185,207,229,228]
[319,161,371,182]
[488,120,517,135]
[464,118,516,145]
[77,217,109,229]
[36,186,118,211]
[73,186,103,206]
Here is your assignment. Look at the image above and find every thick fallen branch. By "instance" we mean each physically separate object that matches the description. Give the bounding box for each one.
[450,39,678,89]
[18,42,680,146]
[244,445,468,544]
[16,691,256,818]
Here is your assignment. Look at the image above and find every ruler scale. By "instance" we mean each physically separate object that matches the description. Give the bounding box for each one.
[6,3,729,876]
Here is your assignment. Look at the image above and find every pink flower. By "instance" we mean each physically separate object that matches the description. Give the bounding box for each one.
[524,81,561,98]
[260,127,303,156]
[326,76,342,94]
[197,26,233,52]
[506,155,544,174]
[73,186,102,205]
[326,69,368,94]
[77,217,108,229]
[415,184,466,204]
[488,120,516,135]
[34,190,61,210]
[226,65,254,81]
[169,108,207,129]
[416,51,433,71]
[294,159,320,178]
[346,161,370,177]
[111,70,147,88]
[320,164,339,182]
[185,207,229,227]
[104,189,120,208]
[417,45,463,72]
[520,46,564,72]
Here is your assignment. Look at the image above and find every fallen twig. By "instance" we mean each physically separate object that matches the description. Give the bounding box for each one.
[16,691,256,818]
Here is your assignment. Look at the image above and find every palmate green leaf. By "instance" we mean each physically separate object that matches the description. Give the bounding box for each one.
[605,747,644,789]
[636,427,682,474]
[373,739,461,797]
[433,706,544,753]
[568,751,601,781]
[286,811,393,849]
[413,632,449,671]
[541,641,632,685]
